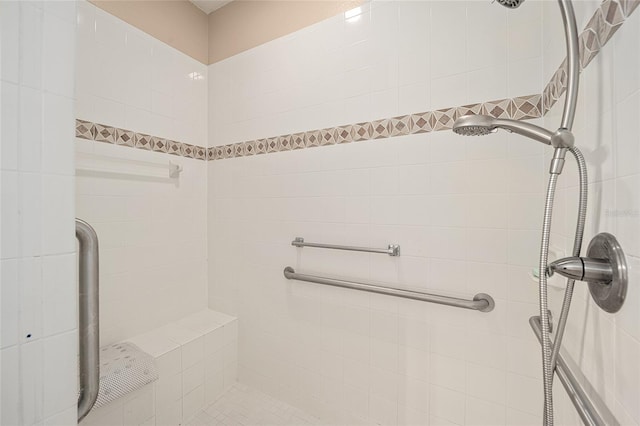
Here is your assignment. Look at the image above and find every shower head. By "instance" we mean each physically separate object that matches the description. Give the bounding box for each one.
[496,0,524,8]
[453,115,554,145]
[452,115,498,137]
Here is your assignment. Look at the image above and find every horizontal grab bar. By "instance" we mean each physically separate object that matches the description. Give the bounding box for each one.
[292,237,400,256]
[529,316,619,426]
[284,267,494,312]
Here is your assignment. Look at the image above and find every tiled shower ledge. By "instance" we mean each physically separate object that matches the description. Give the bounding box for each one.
[75,0,638,163]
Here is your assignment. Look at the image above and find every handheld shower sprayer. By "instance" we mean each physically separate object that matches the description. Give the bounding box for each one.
[453,115,554,145]
[452,115,574,174]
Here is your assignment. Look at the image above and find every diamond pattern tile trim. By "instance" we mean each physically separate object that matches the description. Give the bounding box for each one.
[69,92,554,162]
[76,120,201,160]
[75,119,95,139]
[542,0,637,112]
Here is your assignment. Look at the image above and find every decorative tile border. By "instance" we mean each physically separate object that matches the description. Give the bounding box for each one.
[74,120,206,160]
[76,0,637,163]
[76,95,543,162]
[191,95,544,160]
[542,0,638,113]
[76,119,94,140]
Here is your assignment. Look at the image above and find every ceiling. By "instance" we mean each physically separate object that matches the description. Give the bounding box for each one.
[190,0,233,14]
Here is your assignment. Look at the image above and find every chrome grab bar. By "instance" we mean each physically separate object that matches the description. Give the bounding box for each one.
[292,237,400,256]
[284,267,494,312]
[529,316,619,426]
[76,219,100,422]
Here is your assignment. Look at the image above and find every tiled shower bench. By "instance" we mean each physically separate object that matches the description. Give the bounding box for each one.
[81,309,238,426]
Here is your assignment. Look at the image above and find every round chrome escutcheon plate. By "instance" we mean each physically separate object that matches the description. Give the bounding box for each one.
[586,233,628,313]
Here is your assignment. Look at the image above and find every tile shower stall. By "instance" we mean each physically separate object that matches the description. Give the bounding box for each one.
[1,0,640,425]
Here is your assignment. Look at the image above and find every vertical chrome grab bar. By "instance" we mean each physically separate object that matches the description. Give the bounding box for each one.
[76,218,100,422]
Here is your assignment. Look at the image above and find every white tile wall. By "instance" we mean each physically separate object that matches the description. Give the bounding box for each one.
[1,1,78,425]
[207,1,544,148]
[206,1,640,425]
[3,1,634,425]
[75,138,209,346]
[76,1,207,148]
[74,1,209,345]
[542,3,640,425]
[207,125,548,424]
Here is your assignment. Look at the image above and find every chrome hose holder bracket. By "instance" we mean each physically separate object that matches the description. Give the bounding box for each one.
[551,128,575,149]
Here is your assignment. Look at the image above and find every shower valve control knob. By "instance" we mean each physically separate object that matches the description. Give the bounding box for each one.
[547,233,628,313]
[547,257,612,283]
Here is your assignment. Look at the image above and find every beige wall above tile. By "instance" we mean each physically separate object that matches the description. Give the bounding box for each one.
[207,0,362,64]
[89,0,362,65]
[90,0,209,64]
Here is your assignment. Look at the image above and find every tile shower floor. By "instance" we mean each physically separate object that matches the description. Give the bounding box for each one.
[188,384,322,426]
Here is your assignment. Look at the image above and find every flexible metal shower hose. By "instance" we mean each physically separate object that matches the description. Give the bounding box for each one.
[551,146,588,369]
[539,146,588,426]
[539,172,559,426]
